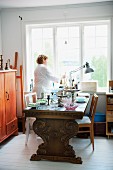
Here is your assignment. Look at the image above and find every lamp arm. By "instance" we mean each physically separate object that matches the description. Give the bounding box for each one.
[68,62,93,87]
[69,63,89,87]
[69,65,85,87]
[70,65,85,74]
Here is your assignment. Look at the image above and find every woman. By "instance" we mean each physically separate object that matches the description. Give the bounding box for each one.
[32,54,59,98]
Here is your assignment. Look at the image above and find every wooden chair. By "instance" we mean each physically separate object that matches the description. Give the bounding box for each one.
[24,92,37,145]
[76,93,98,150]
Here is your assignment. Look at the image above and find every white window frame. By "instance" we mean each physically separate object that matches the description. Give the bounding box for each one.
[24,19,111,92]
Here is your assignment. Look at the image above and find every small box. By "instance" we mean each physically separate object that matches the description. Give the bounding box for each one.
[94,112,106,122]
[80,81,97,92]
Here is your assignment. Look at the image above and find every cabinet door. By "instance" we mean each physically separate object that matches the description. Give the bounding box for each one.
[5,72,16,123]
[0,73,6,140]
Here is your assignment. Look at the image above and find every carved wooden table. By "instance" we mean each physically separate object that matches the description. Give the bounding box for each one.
[24,99,89,164]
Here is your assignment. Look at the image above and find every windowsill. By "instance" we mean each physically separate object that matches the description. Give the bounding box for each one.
[81,87,110,95]
[81,91,106,95]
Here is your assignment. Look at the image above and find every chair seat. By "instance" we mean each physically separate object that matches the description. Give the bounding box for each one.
[76,116,91,124]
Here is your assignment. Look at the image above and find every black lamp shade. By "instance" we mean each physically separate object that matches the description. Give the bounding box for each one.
[85,62,94,74]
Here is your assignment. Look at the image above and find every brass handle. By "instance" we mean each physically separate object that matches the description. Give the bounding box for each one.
[6,91,9,100]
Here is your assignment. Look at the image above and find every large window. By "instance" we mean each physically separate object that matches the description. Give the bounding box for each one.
[83,24,109,90]
[26,20,110,91]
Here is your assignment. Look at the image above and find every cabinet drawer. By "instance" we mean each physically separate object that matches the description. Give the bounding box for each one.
[107,118,113,122]
[106,111,113,117]
[106,111,113,122]
[6,119,17,135]
[107,105,113,110]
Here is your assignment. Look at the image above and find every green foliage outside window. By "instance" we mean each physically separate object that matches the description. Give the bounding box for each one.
[91,56,107,87]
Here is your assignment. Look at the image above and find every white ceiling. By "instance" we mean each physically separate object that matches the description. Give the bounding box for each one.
[0,0,112,8]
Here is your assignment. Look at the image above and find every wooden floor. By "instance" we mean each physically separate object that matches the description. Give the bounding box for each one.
[0,132,113,170]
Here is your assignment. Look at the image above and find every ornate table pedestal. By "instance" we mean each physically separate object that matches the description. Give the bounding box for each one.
[32,118,82,163]
[24,109,86,164]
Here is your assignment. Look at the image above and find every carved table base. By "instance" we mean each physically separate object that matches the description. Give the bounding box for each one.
[30,154,82,164]
[31,118,82,164]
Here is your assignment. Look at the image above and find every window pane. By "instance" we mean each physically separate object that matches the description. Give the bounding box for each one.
[84,26,95,36]
[96,25,108,36]
[43,28,53,38]
[56,26,80,81]
[84,37,95,48]
[25,27,54,90]
[83,24,108,88]
[32,28,42,38]
[96,37,107,47]
[32,28,54,68]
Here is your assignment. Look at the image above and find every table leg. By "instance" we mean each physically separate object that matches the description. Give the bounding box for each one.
[31,118,82,164]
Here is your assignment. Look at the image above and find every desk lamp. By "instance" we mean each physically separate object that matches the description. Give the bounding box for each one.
[69,62,94,88]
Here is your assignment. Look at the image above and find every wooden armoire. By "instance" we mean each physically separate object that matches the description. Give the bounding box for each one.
[0,70,18,143]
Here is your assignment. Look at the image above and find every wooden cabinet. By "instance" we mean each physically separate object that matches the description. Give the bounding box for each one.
[0,70,18,143]
[106,93,113,138]
[0,73,5,140]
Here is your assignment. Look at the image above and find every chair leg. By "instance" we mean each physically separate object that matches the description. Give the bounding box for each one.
[90,129,92,143]
[90,126,94,151]
[25,118,30,145]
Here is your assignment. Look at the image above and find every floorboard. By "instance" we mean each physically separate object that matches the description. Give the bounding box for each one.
[0,133,113,170]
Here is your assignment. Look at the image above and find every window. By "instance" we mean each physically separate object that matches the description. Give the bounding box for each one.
[83,24,109,90]
[31,27,54,74]
[25,20,110,91]
[56,26,80,75]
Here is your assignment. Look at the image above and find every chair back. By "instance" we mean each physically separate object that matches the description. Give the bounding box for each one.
[89,93,98,124]
[24,92,37,108]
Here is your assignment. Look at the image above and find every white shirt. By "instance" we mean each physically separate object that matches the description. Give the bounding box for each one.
[32,64,59,98]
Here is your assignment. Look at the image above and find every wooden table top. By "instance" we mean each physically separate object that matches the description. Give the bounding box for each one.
[23,97,89,120]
